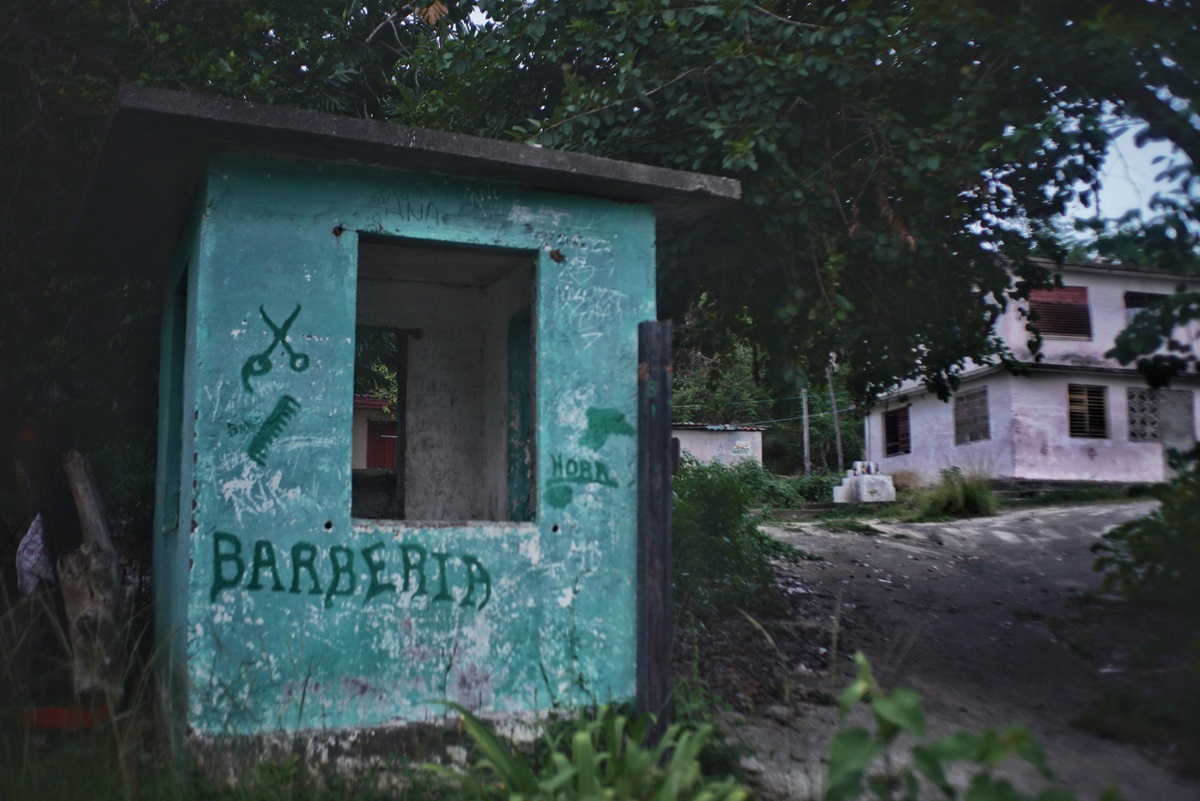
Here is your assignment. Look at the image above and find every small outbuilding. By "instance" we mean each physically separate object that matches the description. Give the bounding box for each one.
[69,88,739,764]
[672,423,765,465]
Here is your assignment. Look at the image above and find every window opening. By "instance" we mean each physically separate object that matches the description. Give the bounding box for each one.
[1124,291,1167,327]
[1068,384,1108,438]
[954,387,989,445]
[1029,286,1092,339]
[352,238,536,521]
[884,407,911,456]
[1127,388,1160,442]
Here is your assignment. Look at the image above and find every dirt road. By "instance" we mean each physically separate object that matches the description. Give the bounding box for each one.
[724,502,1200,800]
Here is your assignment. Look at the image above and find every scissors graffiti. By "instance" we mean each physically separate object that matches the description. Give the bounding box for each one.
[241,305,311,393]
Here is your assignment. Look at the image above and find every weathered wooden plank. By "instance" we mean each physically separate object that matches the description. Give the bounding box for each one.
[637,320,673,730]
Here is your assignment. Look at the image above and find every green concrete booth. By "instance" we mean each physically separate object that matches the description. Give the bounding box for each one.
[69,88,739,759]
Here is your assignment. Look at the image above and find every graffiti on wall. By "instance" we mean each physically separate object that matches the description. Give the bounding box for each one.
[220,462,303,524]
[247,395,301,466]
[369,188,443,228]
[210,531,492,610]
[241,305,310,393]
[546,407,634,509]
[546,455,619,509]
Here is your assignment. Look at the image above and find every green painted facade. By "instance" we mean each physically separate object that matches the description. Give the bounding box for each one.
[152,155,656,745]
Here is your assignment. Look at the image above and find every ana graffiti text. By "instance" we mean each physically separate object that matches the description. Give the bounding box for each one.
[370,189,442,225]
[209,532,491,610]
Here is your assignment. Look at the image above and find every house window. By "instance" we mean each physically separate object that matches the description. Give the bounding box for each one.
[1029,286,1092,339]
[1124,291,1167,327]
[954,387,989,445]
[884,407,911,456]
[1127,388,1160,442]
[1068,384,1108,438]
[352,237,536,522]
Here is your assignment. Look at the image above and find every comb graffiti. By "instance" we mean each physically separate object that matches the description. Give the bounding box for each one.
[247,395,301,466]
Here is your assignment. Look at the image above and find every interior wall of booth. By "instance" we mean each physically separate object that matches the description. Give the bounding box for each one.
[164,154,656,738]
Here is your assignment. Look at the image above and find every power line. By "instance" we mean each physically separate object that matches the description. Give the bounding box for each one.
[674,389,855,409]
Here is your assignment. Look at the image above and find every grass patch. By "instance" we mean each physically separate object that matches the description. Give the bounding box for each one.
[819,520,882,536]
[1001,484,1151,508]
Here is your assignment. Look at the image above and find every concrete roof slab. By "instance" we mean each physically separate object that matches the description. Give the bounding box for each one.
[68,87,741,282]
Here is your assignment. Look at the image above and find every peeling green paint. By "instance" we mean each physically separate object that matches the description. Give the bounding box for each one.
[155,154,657,742]
[580,408,636,451]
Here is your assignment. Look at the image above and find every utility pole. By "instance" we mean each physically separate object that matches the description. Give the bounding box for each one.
[826,365,843,473]
[801,388,811,474]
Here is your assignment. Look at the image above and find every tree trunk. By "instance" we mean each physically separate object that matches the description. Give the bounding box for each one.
[57,451,124,704]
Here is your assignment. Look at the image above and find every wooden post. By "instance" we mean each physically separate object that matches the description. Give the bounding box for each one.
[638,320,673,730]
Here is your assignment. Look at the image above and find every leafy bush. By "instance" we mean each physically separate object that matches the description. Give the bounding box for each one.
[1092,460,1200,636]
[731,461,840,508]
[825,653,1103,801]
[444,704,749,801]
[918,467,996,519]
[673,459,783,620]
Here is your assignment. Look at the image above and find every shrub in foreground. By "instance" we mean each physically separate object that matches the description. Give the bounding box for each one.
[672,459,780,620]
[1093,457,1200,651]
[826,652,1111,801]
[444,704,749,801]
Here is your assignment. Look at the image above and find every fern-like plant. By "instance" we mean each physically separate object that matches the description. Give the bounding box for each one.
[441,704,749,801]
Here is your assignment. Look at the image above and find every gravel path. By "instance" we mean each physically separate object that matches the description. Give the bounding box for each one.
[725,502,1200,801]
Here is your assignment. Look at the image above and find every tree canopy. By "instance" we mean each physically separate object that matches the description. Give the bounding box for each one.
[405,0,1198,399]
[1,1,1198,543]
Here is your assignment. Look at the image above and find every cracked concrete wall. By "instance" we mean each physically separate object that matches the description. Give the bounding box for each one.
[154,154,655,748]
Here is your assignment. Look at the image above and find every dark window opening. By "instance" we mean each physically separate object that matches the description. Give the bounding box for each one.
[1124,291,1168,326]
[954,387,989,445]
[1029,286,1092,339]
[884,407,911,456]
[1068,384,1108,439]
[352,238,536,521]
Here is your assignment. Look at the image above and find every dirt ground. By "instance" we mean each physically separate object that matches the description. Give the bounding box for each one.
[684,502,1200,801]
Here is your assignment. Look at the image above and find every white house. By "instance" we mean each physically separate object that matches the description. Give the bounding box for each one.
[864,260,1200,485]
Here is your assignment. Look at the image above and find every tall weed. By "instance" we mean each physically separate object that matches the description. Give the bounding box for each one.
[918,467,996,519]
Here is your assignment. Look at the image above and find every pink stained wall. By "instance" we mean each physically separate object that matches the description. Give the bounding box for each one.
[997,264,1200,367]
[866,373,1016,486]
[1007,372,1196,483]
